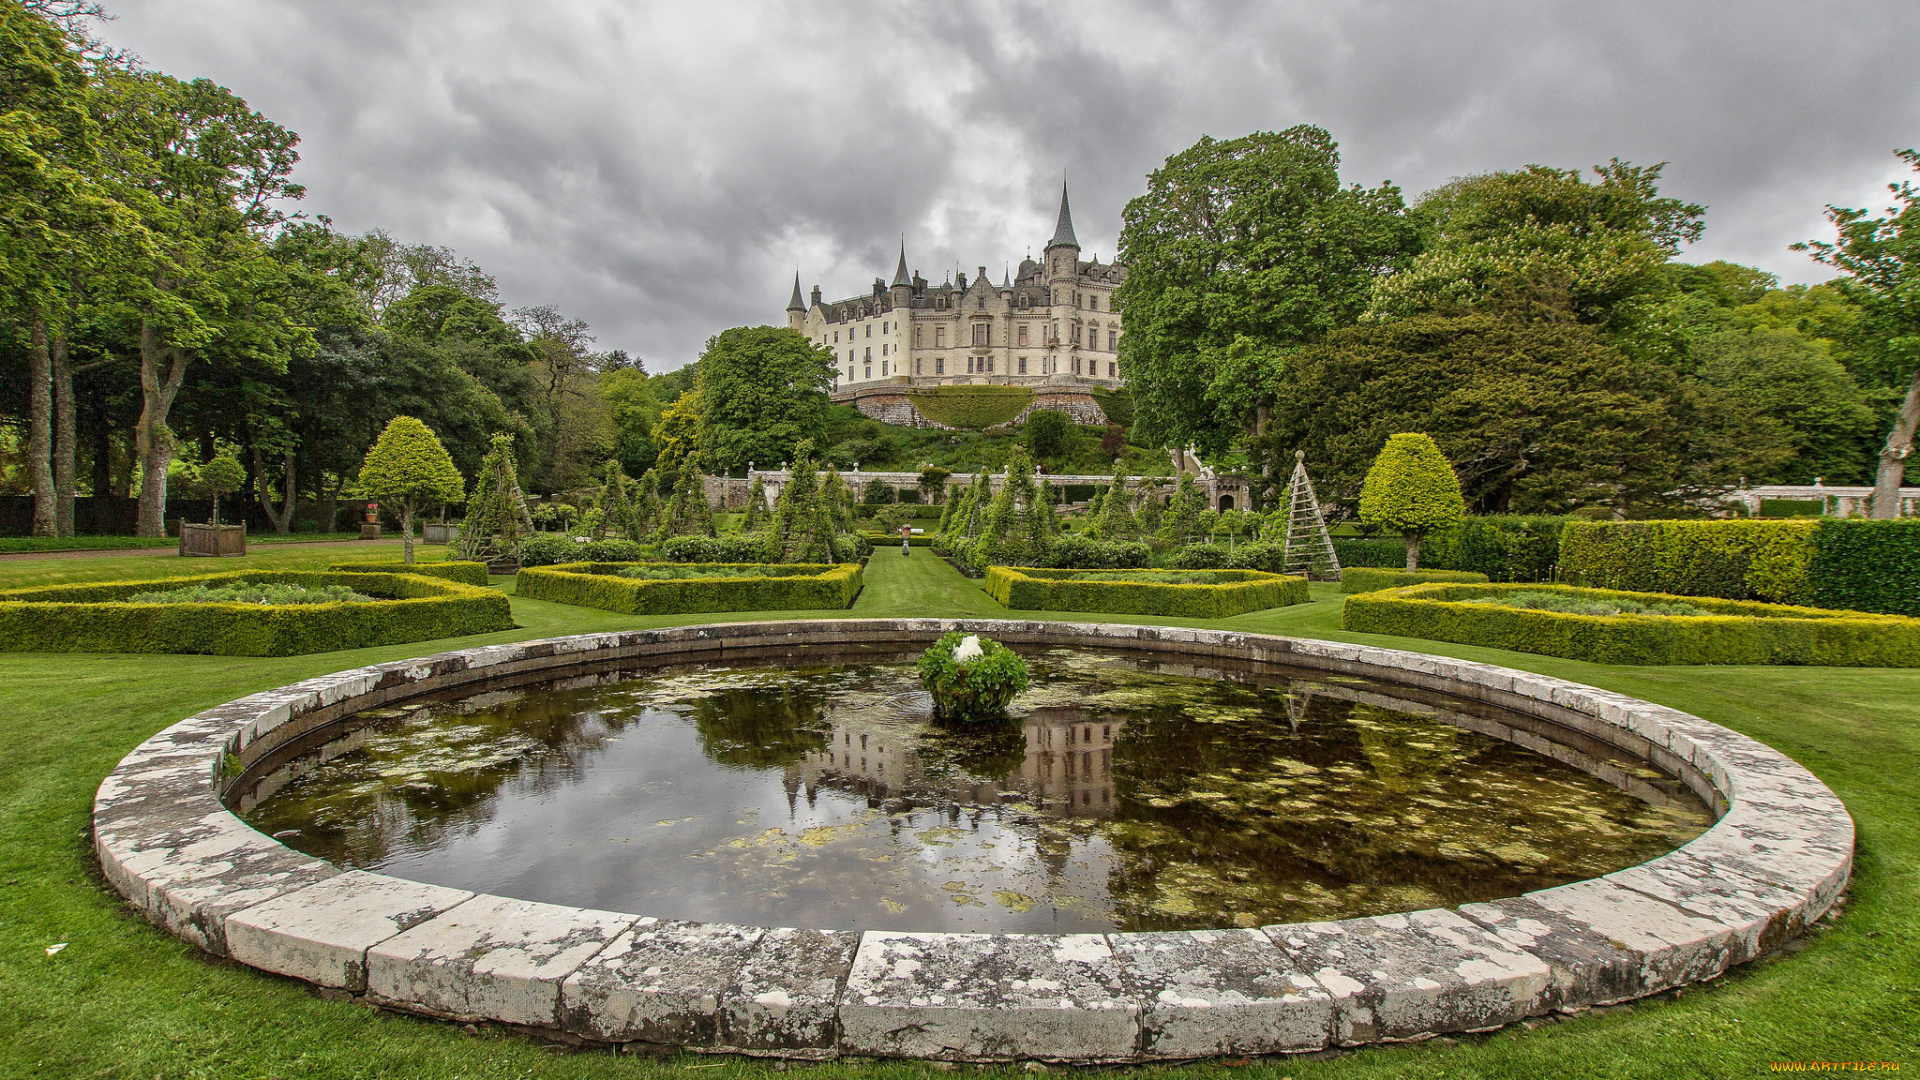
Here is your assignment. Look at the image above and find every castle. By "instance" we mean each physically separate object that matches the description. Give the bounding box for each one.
[786,183,1126,426]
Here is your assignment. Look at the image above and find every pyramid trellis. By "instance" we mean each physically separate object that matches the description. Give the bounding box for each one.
[1281,451,1341,580]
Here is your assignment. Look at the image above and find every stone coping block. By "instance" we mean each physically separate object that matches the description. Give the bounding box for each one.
[1265,909,1552,1044]
[90,619,1853,1062]
[840,932,1140,1061]
[1112,928,1333,1058]
[367,894,638,1027]
[225,871,473,991]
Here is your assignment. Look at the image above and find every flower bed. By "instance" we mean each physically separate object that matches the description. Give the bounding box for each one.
[984,565,1307,618]
[0,571,512,656]
[1341,567,1490,594]
[326,560,491,586]
[516,561,864,615]
[1342,581,1920,667]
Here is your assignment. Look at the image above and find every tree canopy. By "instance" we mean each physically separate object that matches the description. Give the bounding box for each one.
[694,326,836,474]
[1358,433,1465,569]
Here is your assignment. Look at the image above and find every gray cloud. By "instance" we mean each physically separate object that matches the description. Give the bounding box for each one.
[107,0,1919,368]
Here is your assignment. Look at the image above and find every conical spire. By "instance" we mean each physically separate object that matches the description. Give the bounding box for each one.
[1048,180,1078,249]
[891,239,911,287]
[786,272,806,312]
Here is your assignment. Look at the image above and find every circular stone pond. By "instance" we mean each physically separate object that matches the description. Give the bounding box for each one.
[235,647,1711,934]
[94,619,1853,1062]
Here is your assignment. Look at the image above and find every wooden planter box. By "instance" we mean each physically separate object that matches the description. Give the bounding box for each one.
[423,523,460,545]
[179,523,247,557]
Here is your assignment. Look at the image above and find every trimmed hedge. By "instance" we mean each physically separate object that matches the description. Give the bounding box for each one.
[664,533,780,562]
[1342,581,1920,667]
[0,571,513,656]
[865,532,932,547]
[985,566,1308,618]
[519,535,651,566]
[327,560,490,586]
[1807,519,1920,616]
[1418,515,1567,582]
[1040,536,1151,569]
[1342,567,1491,594]
[1331,537,1408,568]
[905,386,1034,429]
[1558,520,1818,603]
[516,562,863,615]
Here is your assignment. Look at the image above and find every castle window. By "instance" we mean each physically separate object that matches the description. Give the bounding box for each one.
[1089,295,1098,311]
[864,347,871,360]
[1018,325,1028,346]
[977,294,986,310]
[1108,361,1117,378]
[1018,294,1029,309]
[934,327,946,348]
[866,324,872,338]
[1074,292,1081,309]
[1018,357,1027,374]
[881,344,887,356]
[986,356,994,374]
[882,360,888,376]
[833,331,839,343]
[935,358,944,375]
[1052,288,1060,304]
[1108,329,1118,351]
[847,366,853,380]
[972,323,988,346]
[1073,356,1081,375]
[915,358,922,375]
[864,364,871,378]
[914,326,922,346]
[966,357,974,374]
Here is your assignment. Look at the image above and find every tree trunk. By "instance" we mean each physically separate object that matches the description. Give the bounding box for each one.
[401,504,415,564]
[1405,533,1420,571]
[52,333,76,537]
[1871,367,1920,518]
[27,319,56,537]
[255,446,296,535]
[134,320,190,538]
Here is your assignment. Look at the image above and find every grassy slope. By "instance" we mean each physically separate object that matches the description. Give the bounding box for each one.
[0,553,1913,1078]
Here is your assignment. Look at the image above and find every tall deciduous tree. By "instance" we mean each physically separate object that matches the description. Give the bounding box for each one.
[695,326,836,475]
[357,416,463,563]
[1796,149,1920,517]
[1115,127,1421,479]
[1358,433,1464,570]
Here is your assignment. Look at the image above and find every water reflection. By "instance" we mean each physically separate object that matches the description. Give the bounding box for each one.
[239,649,1711,933]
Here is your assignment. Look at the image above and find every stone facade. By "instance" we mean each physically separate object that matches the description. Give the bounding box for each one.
[95,619,1850,1062]
[790,184,1125,427]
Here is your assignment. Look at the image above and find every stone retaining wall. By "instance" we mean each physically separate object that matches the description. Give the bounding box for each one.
[93,620,1851,1062]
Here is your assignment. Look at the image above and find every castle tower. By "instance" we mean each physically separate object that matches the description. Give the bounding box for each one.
[889,240,912,309]
[786,272,807,332]
[1044,180,1081,364]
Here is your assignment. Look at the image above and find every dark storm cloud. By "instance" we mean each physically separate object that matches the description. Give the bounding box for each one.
[107,0,1919,368]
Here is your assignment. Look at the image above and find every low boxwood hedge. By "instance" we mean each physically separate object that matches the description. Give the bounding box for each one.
[1341,581,1920,667]
[984,566,1308,618]
[0,571,513,656]
[1341,567,1491,594]
[1331,537,1408,568]
[516,562,864,615]
[326,560,491,586]
[864,532,932,547]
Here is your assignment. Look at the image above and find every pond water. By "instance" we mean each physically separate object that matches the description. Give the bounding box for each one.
[237,647,1711,933]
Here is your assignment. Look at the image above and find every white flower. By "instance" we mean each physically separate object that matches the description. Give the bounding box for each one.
[950,634,984,664]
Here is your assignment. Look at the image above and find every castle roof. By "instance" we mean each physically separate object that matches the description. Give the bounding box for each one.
[1048,181,1078,249]
[891,242,911,287]
[786,272,806,312]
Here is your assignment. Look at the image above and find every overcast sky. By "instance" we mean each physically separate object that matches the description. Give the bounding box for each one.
[106,0,1918,370]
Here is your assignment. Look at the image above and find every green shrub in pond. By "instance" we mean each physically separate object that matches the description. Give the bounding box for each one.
[127,582,375,605]
[0,571,512,656]
[1341,581,1920,666]
[516,561,863,614]
[327,561,491,586]
[985,565,1307,617]
[1341,567,1491,594]
[917,631,1029,722]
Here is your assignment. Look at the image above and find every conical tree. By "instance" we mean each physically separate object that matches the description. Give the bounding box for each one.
[596,459,636,539]
[1358,432,1464,570]
[359,417,466,564]
[662,457,718,539]
[632,469,662,538]
[1091,462,1137,541]
[457,433,535,562]
[1158,472,1207,544]
[743,476,771,532]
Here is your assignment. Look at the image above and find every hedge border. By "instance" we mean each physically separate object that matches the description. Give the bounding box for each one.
[1341,581,1920,667]
[1341,568,1490,594]
[984,565,1308,618]
[516,561,864,615]
[326,560,491,587]
[904,385,1034,429]
[0,571,512,656]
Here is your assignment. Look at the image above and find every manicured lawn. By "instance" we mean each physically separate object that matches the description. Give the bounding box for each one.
[1,552,1914,1077]
[0,541,436,589]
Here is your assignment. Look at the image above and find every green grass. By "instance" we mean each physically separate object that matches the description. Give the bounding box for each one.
[1,553,1915,1077]
[0,532,377,553]
[0,542,450,589]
